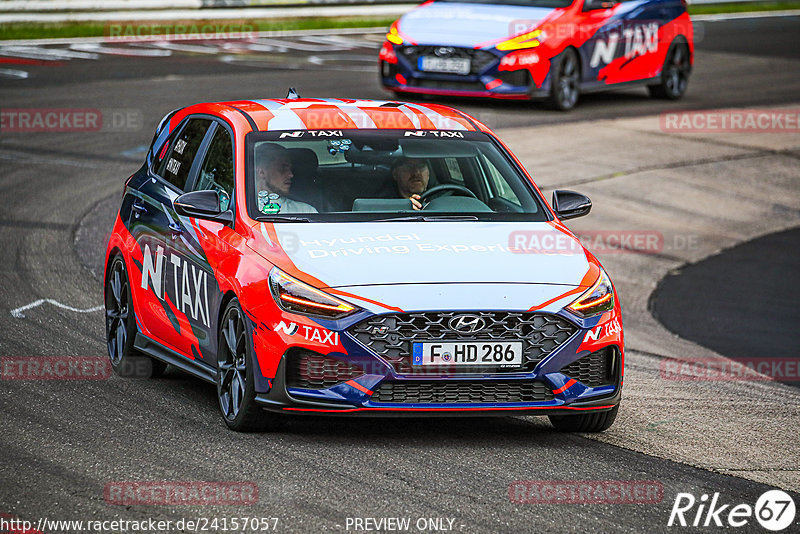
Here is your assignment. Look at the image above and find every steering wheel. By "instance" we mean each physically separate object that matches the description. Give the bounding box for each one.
[419,184,477,205]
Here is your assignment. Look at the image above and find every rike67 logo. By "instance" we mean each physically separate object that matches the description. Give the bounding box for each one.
[668,490,796,531]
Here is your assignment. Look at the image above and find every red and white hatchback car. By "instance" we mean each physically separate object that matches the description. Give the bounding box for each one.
[105,97,624,431]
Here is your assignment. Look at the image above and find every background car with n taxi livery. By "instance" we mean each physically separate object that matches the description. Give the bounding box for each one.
[379,0,694,110]
[104,97,624,431]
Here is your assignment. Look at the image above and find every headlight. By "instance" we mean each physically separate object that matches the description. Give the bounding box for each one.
[566,269,615,317]
[386,23,404,45]
[496,29,542,51]
[269,268,358,319]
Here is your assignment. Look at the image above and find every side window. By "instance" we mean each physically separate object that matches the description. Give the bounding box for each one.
[159,118,212,191]
[193,124,234,211]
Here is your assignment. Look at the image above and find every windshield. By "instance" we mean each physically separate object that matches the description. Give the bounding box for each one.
[245,129,549,222]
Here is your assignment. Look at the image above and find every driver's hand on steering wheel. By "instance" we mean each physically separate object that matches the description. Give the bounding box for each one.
[409,194,423,210]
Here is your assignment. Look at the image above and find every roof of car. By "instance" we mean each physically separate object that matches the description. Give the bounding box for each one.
[196,98,483,133]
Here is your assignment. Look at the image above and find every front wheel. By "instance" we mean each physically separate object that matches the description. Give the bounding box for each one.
[105,256,166,378]
[648,40,691,100]
[547,48,580,111]
[548,405,619,432]
[217,298,280,432]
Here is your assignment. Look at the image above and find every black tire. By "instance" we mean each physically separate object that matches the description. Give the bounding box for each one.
[648,39,691,100]
[548,405,619,432]
[217,298,280,432]
[105,256,166,379]
[547,47,580,111]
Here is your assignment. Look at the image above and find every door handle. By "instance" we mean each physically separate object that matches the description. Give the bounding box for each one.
[132,200,147,216]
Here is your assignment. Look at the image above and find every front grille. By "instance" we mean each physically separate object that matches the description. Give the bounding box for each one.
[349,312,578,375]
[286,350,363,389]
[372,380,554,404]
[560,348,616,387]
[400,46,498,75]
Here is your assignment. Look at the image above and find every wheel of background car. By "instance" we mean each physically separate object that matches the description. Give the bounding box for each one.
[548,405,619,432]
[104,256,166,378]
[547,48,580,111]
[648,39,691,100]
[420,184,477,204]
[217,298,281,432]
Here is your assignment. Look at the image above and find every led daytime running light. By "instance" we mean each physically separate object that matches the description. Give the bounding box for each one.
[567,269,614,317]
[496,29,542,51]
[270,268,357,319]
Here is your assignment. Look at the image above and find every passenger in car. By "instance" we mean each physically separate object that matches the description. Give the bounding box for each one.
[392,157,430,210]
[254,143,318,214]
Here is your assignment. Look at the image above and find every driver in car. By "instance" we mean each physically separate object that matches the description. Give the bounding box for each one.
[392,157,430,210]
[255,143,317,214]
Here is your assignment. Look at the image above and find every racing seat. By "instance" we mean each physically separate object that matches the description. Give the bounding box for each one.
[287,148,326,211]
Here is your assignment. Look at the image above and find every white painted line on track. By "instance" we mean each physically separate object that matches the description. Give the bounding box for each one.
[131,41,221,54]
[69,43,172,56]
[0,45,99,60]
[0,68,29,79]
[1,27,387,47]
[249,37,343,52]
[10,299,103,318]
[297,35,373,49]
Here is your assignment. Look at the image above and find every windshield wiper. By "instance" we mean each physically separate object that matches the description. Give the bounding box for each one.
[372,214,480,222]
[255,215,313,223]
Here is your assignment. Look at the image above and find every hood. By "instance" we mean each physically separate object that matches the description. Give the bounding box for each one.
[251,221,593,289]
[399,2,556,48]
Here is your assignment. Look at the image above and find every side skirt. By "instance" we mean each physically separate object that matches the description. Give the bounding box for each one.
[134,332,216,384]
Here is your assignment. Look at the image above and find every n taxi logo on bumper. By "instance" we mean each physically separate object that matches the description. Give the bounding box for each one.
[275,321,340,346]
[583,318,621,343]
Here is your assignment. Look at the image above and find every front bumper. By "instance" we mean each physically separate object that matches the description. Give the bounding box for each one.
[380,42,551,100]
[255,356,622,417]
[254,308,624,417]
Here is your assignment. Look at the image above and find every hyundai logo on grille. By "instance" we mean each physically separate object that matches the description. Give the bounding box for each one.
[448,314,486,333]
[435,47,456,57]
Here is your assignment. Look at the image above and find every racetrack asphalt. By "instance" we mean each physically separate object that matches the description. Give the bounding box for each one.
[1,14,800,533]
[651,227,800,389]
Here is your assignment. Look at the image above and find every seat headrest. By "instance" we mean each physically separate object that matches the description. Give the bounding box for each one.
[288,148,318,177]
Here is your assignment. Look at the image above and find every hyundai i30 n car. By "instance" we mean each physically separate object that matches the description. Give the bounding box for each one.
[104,97,624,432]
[379,0,693,110]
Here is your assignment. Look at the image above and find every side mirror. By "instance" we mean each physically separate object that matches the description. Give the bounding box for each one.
[174,190,233,225]
[552,190,592,220]
[583,0,617,10]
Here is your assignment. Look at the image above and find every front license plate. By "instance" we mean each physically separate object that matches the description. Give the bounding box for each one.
[418,56,471,75]
[412,341,523,367]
